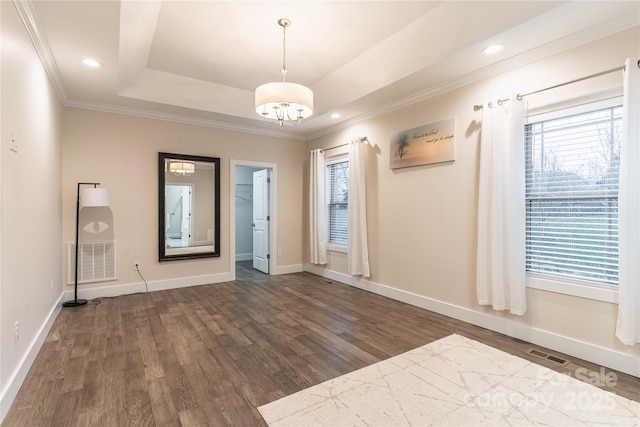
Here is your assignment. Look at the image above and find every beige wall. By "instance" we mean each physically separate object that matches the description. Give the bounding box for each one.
[306,27,640,373]
[62,108,306,290]
[1,1,63,413]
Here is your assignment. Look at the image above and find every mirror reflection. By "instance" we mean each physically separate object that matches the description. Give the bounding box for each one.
[159,152,220,261]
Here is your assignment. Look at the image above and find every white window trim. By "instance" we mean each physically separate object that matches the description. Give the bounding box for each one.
[327,243,347,253]
[524,94,622,303]
[526,274,618,303]
[325,152,348,165]
[525,95,622,124]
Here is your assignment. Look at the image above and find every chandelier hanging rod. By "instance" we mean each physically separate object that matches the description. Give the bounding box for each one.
[279,18,289,82]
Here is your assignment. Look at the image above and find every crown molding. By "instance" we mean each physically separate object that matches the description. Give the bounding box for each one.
[65,99,307,141]
[13,0,638,143]
[13,0,68,104]
[307,14,638,141]
[13,0,306,141]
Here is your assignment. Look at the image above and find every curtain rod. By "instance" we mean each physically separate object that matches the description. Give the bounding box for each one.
[320,136,369,152]
[473,65,626,111]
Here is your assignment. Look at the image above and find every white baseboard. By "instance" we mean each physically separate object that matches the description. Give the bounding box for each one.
[0,294,63,422]
[234,256,302,276]
[304,264,639,378]
[235,253,253,261]
[64,271,235,301]
[274,263,303,275]
[144,272,235,292]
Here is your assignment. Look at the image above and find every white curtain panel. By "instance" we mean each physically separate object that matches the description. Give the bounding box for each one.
[348,138,370,277]
[309,149,327,265]
[476,95,527,315]
[616,58,640,346]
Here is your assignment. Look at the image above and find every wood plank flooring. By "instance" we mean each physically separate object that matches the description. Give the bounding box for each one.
[3,262,639,426]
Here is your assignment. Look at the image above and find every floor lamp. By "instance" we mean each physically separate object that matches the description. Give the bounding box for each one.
[63,182,110,308]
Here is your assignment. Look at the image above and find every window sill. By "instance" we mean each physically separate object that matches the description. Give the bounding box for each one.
[327,243,347,253]
[526,274,618,303]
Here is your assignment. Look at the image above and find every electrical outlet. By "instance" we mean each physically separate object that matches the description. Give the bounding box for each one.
[14,321,19,343]
[134,262,140,271]
[50,279,54,294]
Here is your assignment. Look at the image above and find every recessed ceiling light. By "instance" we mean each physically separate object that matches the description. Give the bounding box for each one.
[82,58,102,68]
[331,113,341,119]
[482,44,505,55]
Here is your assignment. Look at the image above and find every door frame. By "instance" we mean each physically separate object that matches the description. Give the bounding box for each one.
[230,159,277,279]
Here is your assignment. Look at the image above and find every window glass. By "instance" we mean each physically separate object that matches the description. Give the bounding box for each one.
[327,160,349,244]
[525,104,621,285]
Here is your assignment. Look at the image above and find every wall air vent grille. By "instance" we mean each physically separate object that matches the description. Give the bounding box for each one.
[67,241,117,285]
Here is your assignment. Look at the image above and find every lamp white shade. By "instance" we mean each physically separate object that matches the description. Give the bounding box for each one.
[255,82,313,120]
[80,187,110,207]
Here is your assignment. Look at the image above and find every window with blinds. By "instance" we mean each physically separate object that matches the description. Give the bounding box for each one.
[327,160,349,244]
[525,104,621,285]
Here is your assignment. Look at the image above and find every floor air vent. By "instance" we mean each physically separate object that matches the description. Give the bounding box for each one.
[527,348,569,366]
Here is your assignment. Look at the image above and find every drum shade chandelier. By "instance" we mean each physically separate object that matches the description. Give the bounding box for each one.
[169,160,195,176]
[255,18,313,127]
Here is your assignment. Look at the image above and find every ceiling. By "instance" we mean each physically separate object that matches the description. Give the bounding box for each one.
[17,1,640,140]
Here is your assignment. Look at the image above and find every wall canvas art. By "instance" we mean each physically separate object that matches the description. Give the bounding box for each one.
[390,118,455,169]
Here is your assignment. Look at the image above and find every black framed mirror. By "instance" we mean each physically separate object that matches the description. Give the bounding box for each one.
[159,152,220,261]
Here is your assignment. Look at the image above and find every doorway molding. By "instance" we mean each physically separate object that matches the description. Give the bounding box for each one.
[230,159,278,279]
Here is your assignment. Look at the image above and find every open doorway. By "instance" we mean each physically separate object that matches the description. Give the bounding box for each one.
[232,161,277,276]
[165,183,193,248]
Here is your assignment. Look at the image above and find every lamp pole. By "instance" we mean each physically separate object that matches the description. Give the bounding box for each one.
[63,182,100,307]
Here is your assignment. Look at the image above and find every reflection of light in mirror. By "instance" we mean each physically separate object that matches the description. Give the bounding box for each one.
[83,221,110,233]
[169,160,195,176]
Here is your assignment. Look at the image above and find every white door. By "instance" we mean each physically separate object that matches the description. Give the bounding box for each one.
[166,184,193,247]
[252,169,270,273]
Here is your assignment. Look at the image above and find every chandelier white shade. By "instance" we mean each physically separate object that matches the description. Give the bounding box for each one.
[255,82,313,123]
[255,18,313,126]
[169,160,195,175]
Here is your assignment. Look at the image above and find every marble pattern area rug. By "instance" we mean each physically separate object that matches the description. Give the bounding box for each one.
[258,334,640,426]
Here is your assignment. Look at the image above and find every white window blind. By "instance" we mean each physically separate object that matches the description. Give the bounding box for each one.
[525,104,621,285]
[327,160,349,244]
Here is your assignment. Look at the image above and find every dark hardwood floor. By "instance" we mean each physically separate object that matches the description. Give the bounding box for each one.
[3,262,638,426]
